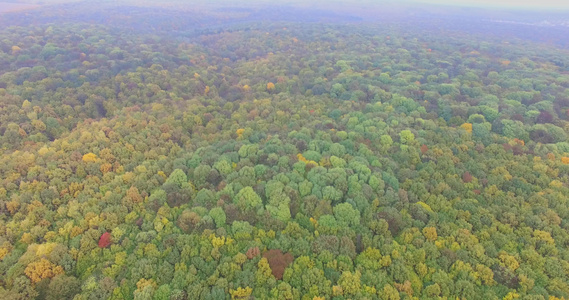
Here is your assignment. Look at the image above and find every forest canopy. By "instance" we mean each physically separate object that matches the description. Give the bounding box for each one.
[1,1,569,300]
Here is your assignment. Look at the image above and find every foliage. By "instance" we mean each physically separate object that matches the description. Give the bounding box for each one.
[0,3,569,299]
[98,232,112,248]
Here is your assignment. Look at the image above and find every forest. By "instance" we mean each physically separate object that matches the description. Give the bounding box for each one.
[1,1,569,299]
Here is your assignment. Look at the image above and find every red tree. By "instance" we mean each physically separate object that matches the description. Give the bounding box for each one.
[98,232,112,248]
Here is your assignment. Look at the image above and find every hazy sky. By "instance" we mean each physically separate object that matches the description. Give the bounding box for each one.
[413,0,569,9]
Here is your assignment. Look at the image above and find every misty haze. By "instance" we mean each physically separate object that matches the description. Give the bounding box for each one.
[0,1,569,299]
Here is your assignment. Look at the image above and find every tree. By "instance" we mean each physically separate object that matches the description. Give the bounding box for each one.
[381,284,400,300]
[166,169,187,187]
[501,120,529,141]
[420,144,428,154]
[380,135,393,148]
[333,203,360,227]
[256,258,273,285]
[25,258,64,284]
[127,186,143,204]
[246,247,260,259]
[460,123,473,133]
[214,159,232,175]
[153,285,171,300]
[263,249,294,280]
[399,130,415,145]
[234,186,262,212]
[99,232,112,248]
[423,283,441,298]
[46,275,81,300]
[338,270,361,296]
[267,82,275,91]
[266,201,291,222]
[462,171,472,183]
[422,227,437,241]
[12,45,21,54]
[209,207,226,227]
[82,153,97,162]
[230,287,252,299]
[194,189,215,206]
[177,210,201,233]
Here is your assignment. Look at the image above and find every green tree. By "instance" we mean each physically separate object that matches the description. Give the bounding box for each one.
[399,130,415,145]
[209,207,226,228]
[166,169,187,187]
[234,186,263,212]
[333,203,360,227]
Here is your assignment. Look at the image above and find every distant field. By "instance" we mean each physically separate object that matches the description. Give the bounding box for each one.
[0,2,40,13]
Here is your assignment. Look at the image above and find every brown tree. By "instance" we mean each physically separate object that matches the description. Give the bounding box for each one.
[246,247,260,259]
[262,249,294,280]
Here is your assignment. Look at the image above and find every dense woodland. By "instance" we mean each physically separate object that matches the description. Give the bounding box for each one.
[1,2,569,300]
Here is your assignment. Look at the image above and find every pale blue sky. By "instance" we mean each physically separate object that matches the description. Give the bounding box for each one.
[412,0,569,9]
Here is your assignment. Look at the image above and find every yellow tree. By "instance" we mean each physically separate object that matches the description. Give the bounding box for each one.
[381,284,400,300]
[460,123,473,133]
[256,258,273,285]
[267,82,275,91]
[422,227,438,241]
[82,153,97,162]
[338,270,361,296]
[230,287,252,299]
[25,258,64,283]
[12,45,21,55]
